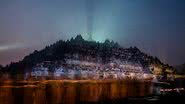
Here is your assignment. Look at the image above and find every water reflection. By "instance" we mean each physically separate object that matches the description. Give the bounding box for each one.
[1,73,184,104]
[0,76,153,104]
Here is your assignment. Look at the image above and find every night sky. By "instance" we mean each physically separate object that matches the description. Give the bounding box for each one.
[0,0,185,66]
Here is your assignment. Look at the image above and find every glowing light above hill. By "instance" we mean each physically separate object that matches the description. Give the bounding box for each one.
[92,30,112,43]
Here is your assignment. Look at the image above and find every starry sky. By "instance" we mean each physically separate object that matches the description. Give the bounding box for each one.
[0,0,185,66]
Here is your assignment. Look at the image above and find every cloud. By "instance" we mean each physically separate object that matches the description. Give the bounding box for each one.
[0,43,26,51]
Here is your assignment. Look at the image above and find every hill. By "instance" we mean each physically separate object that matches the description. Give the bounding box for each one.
[3,35,173,75]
